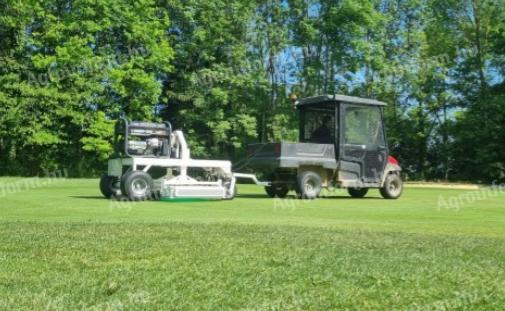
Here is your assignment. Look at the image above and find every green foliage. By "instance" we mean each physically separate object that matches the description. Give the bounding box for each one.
[161,0,261,159]
[0,0,173,176]
[81,111,115,161]
[451,95,505,182]
[0,0,504,181]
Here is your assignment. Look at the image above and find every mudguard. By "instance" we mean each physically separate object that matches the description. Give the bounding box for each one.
[381,163,402,187]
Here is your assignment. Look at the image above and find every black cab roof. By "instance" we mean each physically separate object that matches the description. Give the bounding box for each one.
[296,94,387,107]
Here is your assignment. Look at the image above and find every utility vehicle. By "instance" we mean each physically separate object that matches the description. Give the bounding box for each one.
[246,94,403,199]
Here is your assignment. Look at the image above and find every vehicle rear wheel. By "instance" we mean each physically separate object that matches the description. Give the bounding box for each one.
[100,174,120,199]
[264,185,289,198]
[121,171,153,201]
[348,188,369,198]
[297,171,322,199]
[380,174,403,199]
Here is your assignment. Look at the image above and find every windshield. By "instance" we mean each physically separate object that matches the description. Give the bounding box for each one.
[344,106,385,146]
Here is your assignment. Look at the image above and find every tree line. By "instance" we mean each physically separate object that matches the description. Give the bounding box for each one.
[0,0,504,182]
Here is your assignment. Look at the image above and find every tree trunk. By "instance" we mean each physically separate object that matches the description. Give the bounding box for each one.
[472,0,486,97]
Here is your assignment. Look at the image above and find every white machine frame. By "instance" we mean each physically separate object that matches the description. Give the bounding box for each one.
[108,130,267,199]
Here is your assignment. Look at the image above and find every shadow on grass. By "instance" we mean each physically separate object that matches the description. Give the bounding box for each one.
[319,196,383,200]
[236,194,271,199]
[71,194,384,201]
[236,194,382,200]
[70,196,106,200]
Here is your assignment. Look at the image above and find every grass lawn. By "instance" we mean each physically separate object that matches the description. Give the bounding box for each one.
[0,178,504,310]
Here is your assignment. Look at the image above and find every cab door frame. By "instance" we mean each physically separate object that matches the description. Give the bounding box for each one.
[338,102,389,186]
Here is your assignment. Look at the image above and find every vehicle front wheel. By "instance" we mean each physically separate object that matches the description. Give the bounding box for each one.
[297,171,322,199]
[121,171,153,201]
[380,174,403,199]
[348,188,368,198]
[99,174,120,199]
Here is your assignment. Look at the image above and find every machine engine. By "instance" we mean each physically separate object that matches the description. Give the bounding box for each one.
[114,119,172,158]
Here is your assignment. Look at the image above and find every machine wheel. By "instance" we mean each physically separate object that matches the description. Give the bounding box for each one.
[380,174,403,199]
[348,188,369,198]
[121,171,153,201]
[264,185,289,198]
[100,174,120,199]
[297,171,322,199]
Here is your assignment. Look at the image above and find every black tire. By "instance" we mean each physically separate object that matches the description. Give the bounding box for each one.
[100,174,120,199]
[120,172,131,196]
[348,188,369,198]
[275,186,289,198]
[265,186,276,198]
[297,171,322,199]
[380,173,403,199]
[264,185,289,198]
[121,171,153,201]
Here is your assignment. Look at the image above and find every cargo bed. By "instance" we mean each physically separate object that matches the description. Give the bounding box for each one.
[246,142,338,170]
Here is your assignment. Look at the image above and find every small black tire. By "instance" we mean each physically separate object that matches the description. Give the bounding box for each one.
[380,173,403,199]
[264,185,289,198]
[348,188,369,198]
[297,171,322,199]
[265,186,276,198]
[120,172,131,196]
[100,174,120,199]
[275,186,289,198]
[121,171,153,201]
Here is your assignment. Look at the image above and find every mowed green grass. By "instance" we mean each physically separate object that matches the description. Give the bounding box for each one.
[0,178,504,310]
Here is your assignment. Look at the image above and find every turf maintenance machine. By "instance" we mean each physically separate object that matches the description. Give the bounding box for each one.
[245,94,403,200]
[100,118,266,201]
